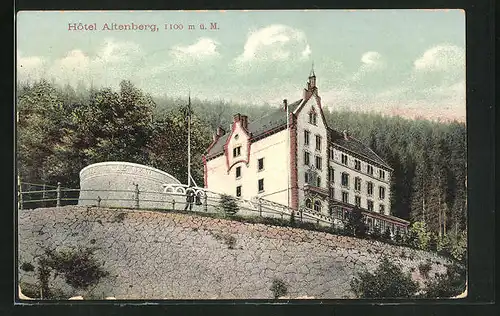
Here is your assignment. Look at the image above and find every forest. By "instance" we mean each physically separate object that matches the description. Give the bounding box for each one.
[16,79,467,249]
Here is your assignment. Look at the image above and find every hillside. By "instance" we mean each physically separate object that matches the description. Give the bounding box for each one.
[18,206,452,299]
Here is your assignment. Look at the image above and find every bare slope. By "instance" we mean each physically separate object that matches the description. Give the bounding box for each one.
[18,206,450,299]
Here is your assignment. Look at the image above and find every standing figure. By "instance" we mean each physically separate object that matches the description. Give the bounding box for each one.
[184,189,195,211]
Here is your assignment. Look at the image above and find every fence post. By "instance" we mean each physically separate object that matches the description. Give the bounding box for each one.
[172,199,176,210]
[56,182,61,207]
[134,184,140,209]
[18,175,23,211]
[42,183,46,208]
[300,209,303,222]
[204,194,208,212]
[97,196,101,208]
[258,198,262,217]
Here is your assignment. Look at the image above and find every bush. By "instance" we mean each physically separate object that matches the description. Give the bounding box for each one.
[20,262,35,272]
[270,278,288,299]
[370,226,382,240]
[39,247,109,292]
[350,256,419,298]
[344,207,367,238]
[382,227,392,242]
[422,263,466,298]
[219,194,239,216]
[418,261,432,278]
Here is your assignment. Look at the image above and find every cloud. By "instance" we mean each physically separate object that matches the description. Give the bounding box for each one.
[170,38,220,61]
[351,51,385,82]
[414,44,465,72]
[17,51,46,82]
[17,39,144,88]
[234,24,311,64]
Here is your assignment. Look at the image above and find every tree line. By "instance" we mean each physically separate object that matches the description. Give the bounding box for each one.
[17,79,466,247]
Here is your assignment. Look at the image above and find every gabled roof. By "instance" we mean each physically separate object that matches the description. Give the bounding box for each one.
[206,99,302,158]
[328,128,392,170]
[205,97,391,171]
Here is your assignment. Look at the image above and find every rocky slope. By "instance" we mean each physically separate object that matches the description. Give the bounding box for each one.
[18,206,451,299]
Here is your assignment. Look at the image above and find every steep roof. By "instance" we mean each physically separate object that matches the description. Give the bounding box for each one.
[205,99,391,170]
[328,128,392,170]
[206,99,302,158]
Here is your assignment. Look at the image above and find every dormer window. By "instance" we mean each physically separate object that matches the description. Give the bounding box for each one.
[309,110,317,125]
[233,146,241,158]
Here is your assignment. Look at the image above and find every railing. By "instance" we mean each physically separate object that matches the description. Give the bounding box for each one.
[17,182,338,228]
[17,181,404,236]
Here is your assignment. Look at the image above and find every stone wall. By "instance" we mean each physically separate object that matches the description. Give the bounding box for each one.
[18,206,451,299]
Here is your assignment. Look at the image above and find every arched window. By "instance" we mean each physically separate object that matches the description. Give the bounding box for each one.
[314,200,321,212]
[305,198,312,209]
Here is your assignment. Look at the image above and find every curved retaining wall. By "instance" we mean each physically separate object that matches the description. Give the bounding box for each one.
[18,206,453,300]
[78,162,181,209]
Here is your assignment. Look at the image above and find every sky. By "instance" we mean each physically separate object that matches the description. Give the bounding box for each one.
[16,10,466,122]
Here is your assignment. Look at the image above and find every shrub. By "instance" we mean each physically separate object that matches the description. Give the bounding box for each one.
[20,262,35,272]
[370,226,382,240]
[219,194,239,216]
[344,207,367,238]
[382,227,392,242]
[270,278,288,299]
[39,247,109,291]
[418,262,432,278]
[422,263,466,298]
[350,256,419,298]
[408,221,431,250]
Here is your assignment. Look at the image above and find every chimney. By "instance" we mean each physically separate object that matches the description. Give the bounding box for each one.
[216,126,225,137]
[283,99,288,111]
[240,115,248,129]
[343,130,349,140]
[233,113,241,123]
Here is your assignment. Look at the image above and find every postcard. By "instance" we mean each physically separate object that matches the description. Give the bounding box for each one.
[16,9,467,301]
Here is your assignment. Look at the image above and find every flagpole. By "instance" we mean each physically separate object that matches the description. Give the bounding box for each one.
[286,101,290,209]
[187,91,191,187]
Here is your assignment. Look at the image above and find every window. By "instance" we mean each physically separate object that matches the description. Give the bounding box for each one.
[309,111,317,125]
[315,135,322,151]
[341,172,349,187]
[341,153,348,165]
[305,198,312,209]
[329,148,334,160]
[367,182,373,196]
[367,217,373,228]
[367,164,373,175]
[354,177,361,191]
[354,159,361,170]
[258,179,264,193]
[379,204,385,214]
[258,158,264,171]
[314,200,321,212]
[379,169,385,180]
[234,134,239,140]
[367,200,374,211]
[316,176,321,187]
[304,172,310,184]
[342,191,349,203]
[355,195,361,207]
[235,166,241,179]
[233,146,241,157]
[304,130,310,146]
[328,167,334,182]
[315,156,322,170]
[236,186,242,197]
[379,186,386,200]
[329,187,335,199]
[304,151,310,166]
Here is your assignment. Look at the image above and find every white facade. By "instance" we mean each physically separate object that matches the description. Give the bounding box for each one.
[205,124,290,206]
[204,72,408,229]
